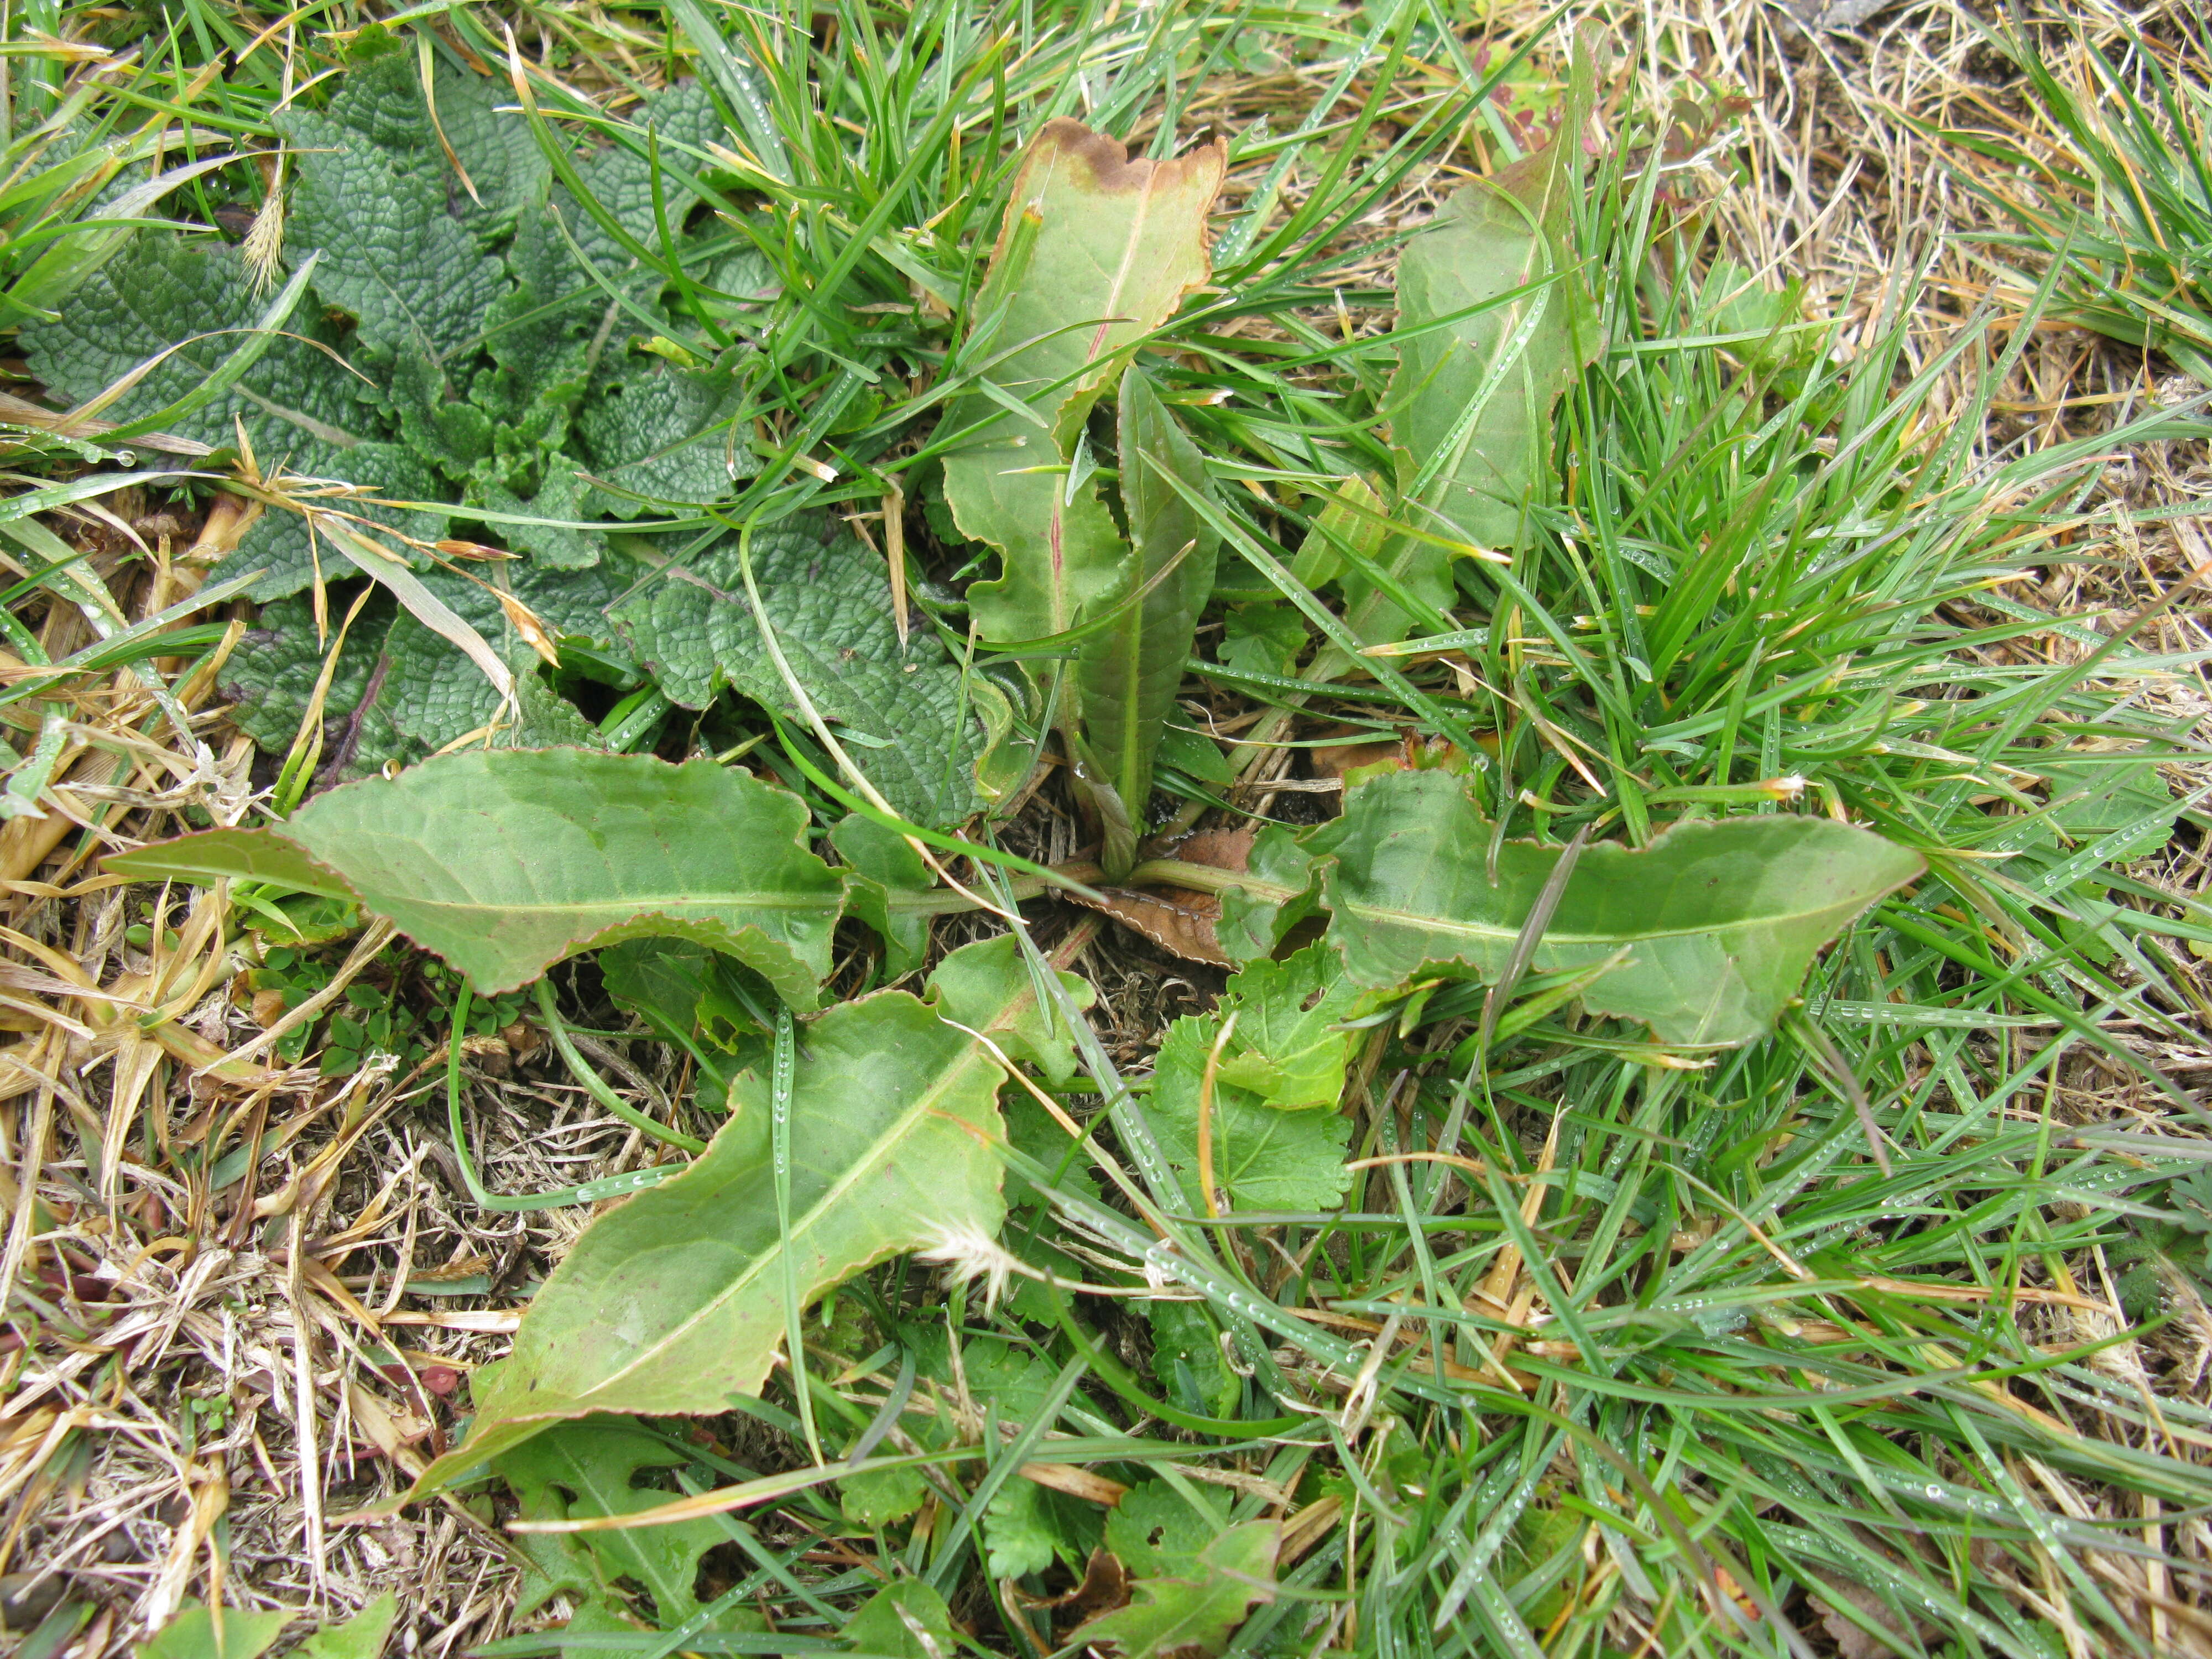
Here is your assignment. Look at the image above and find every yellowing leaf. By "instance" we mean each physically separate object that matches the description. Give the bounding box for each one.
[1389,36,1599,557]
[947,119,1225,645]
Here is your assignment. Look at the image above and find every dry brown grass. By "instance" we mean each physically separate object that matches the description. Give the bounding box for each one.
[2,1,2210,1655]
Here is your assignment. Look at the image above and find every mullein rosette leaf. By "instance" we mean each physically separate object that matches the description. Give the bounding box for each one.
[23,37,775,778]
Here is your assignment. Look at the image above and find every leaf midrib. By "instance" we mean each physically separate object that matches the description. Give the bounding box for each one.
[1333,889,1876,947]
[368,889,838,919]
[572,1038,999,1405]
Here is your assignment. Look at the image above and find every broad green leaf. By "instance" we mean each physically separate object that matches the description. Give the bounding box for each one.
[924,934,1090,1090]
[1218,602,1311,679]
[843,1582,957,1659]
[1287,475,1387,590]
[1076,1522,1280,1659]
[105,750,847,1005]
[612,519,1016,826]
[841,1458,929,1527]
[1213,820,1339,963]
[498,1420,748,1632]
[1155,726,1232,789]
[113,826,354,899]
[987,1475,1105,1579]
[598,936,771,1077]
[1144,1301,1240,1417]
[1210,943,1372,1109]
[946,119,1226,644]
[137,1604,290,1659]
[1075,367,1218,877]
[397,938,1089,1496]
[831,813,935,979]
[1147,1011,1353,1214]
[1107,1480,1229,1577]
[2031,752,2181,863]
[1387,38,1598,559]
[290,1594,397,1659]
[1319,770,1926,1046]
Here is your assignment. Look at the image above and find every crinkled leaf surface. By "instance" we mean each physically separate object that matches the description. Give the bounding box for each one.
[19,233,445,601]
[614,518,1013,826]
[27,48,759,739]
[1076,1522,1279,1659]
[1076,367,1217,873]
[106,750,847,1004]
[1318,770,1925,1046]
[946,119,1225,644]
[399,938,1089,1495]
[578,349,758,515]
[221,552,635,777]
[275,108,508,364]
[1388,43,1598,555]
[306,41,544,241]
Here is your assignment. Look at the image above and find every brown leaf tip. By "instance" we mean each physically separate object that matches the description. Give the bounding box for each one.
[1031,116,1228,197]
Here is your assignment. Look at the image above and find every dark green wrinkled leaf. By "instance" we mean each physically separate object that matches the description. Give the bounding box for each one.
[275,106,508,365]
[613,519,1016,827]
[23,60,758,727]
[19,233,445,602]
[221,554,638,778]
